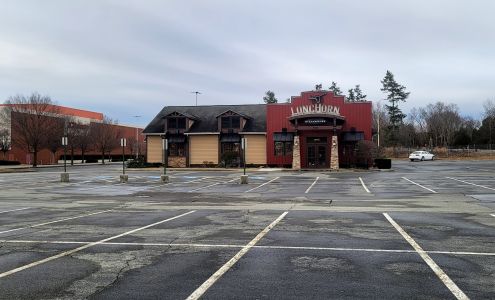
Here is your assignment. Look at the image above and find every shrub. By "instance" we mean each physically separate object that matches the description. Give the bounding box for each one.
[0,160,21,165]
[127,157,162,168]
[355,140,377,168]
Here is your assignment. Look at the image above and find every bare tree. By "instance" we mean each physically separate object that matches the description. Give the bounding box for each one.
[408,107,428,147]
[422,102,462,147]
[372,101,388,147]
[0,129,11,160]
[90,117,120,164]
[2,93,60,166]
[73,123,92,163]
[482,99,495,147]
[45,117,65,164]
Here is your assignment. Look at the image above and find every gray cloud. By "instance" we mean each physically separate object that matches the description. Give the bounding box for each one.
[1,0,494,124]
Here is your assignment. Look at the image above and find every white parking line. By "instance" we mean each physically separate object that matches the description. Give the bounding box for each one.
[0,207,31,214]
[2,239,495,257]
[359,177,371,193]
[244,177,280,193]
[0,210,195,279]
[446,177,495,191]
[384,213,468,300]
[186,211,288,300]
[0,209,114,235]
[402,177,437,193]
[490,214,495,218]
[185,177,210,183]
[305,177,319,194]
[189,178,238,192]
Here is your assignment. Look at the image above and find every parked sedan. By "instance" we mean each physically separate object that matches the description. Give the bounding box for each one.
[409,151,435,161]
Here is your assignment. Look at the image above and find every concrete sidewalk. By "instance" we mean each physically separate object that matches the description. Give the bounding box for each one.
[0,162,119,173]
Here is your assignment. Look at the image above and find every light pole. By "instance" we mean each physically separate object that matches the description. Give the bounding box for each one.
[133,115,141,159]
[191,91,201,106]
[120,138,128,183]
[241,138,248,184]
[161,138,169,183]
[60,136,69,182]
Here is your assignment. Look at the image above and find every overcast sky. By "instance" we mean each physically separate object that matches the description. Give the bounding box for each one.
[1,0,494,126]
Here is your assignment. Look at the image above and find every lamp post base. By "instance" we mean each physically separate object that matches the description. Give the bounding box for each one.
[120,174,128,183]
[240,175,249,184]
[60,172,70,183]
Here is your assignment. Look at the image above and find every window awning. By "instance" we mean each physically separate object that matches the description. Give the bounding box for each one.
[273,132,294,142]
[168,135,186,143]
[342,131,364,142]
[220,134,241,143]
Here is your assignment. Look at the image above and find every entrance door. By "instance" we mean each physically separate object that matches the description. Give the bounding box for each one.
[306,137,328,168]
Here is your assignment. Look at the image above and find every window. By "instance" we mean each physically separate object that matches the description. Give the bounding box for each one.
[274,142,284,156]
[284,142,293,156]
[231,116,240,128]
[168,117,186,129]
[273,131,294,156]
[221,116,241,129]
[274,141,293,156]
[221,142,240,154]
[168,143,185,156]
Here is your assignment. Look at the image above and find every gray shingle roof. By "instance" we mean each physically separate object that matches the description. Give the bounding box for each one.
[143,104,267,134]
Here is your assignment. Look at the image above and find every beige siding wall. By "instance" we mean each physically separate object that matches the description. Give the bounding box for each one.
[189,135,219,165]
[146,136,163,163]
[244,135,266,164]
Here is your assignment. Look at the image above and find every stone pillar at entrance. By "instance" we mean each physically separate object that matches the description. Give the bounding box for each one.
[330,135,339,170]
[292,135,301,170]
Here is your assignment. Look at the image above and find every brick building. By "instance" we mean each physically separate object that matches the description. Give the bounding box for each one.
[0,104,144,165]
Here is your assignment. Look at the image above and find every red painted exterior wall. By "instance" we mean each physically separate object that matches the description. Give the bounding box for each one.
[266,91,372,167]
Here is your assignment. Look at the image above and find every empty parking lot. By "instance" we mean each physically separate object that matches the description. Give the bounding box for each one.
[0,160,494,299]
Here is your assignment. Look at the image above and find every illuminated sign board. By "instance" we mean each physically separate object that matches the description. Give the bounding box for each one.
[291,104,340,117]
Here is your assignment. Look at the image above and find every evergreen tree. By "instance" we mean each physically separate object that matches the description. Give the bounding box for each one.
[347,88,356,101]
[263,90,278,104]
[381,70,409,129]
[328,81,342,95]
[353,85,367,101]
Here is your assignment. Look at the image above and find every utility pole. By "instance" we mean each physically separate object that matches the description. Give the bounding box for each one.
[191,91,201,106]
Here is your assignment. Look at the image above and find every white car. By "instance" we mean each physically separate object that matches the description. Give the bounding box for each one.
[409,151,435,161]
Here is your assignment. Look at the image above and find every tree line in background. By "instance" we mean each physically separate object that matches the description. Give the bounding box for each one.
[262,81,369,104]
[263,70,495,151]
[0,93,139,167]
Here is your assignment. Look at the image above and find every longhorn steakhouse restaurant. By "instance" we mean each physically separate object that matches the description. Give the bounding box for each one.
[143,91,372,170]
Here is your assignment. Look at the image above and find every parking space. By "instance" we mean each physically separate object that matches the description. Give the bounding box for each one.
[0,208,493,298]
[0,160,495,298]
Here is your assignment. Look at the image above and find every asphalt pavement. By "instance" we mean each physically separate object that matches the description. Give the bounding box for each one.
[0,160,494,299]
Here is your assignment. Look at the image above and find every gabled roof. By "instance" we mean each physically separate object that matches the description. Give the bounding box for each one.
[143,104,266,134]
[164,111,199,120]
[215,109,252,119]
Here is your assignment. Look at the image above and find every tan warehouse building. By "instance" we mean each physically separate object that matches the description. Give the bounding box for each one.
[143,104,267,167]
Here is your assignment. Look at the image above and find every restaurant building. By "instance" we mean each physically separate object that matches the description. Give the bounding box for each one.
[143,90,372,169]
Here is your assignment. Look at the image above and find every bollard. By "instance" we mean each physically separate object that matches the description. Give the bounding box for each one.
[60,172,70,183]
[120,174,128,183]
[240,175,248,184]
[160,175,169,183]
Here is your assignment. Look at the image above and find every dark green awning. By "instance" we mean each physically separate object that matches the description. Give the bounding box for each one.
[273,132,294,142]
